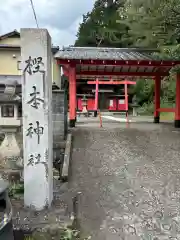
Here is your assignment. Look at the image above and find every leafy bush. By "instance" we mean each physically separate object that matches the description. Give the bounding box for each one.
[137,97,175,115]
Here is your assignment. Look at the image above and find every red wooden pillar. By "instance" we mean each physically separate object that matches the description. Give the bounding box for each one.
[69,65,76,127]
[124,83,128,111]
[175,73,180,128]
[154,76,161,123]
[94,78,99,117]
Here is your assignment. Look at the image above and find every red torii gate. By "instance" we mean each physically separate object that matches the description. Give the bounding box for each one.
[87,79,136,114]
[55,47,180,128]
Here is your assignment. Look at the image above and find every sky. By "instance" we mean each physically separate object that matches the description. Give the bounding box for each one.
[0,0,95,47]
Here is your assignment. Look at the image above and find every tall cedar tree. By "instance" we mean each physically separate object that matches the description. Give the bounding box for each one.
[75,0,131,47]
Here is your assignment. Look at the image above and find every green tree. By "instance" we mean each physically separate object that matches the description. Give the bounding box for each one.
[75,0,131,47]
[117,0,173,47]
[131,79,154,105]
[117,0,180,47]
[117,0,180,108]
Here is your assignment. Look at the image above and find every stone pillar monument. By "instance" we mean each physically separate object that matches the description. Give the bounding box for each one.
[21,28,53,210]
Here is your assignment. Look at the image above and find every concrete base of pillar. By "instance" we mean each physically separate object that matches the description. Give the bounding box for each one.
[94,111,97,117]
[69,119,75,128]
[174,120,180,128]
[154,116,160,123]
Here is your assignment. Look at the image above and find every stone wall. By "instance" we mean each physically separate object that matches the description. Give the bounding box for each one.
[52,90,68,147]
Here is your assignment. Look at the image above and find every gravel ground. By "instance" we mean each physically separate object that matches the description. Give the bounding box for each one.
[69,122,180,240]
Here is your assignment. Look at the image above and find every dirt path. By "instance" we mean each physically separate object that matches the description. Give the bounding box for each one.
[69,123,180,239]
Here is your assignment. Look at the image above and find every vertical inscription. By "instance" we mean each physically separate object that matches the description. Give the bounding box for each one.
[24,56,44,75]
[27,86,44,109]
[26,121,44,144]
[24,56,47,167]
[22,29,53,210]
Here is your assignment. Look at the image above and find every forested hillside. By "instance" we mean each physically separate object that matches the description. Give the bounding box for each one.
[75,0,180,115]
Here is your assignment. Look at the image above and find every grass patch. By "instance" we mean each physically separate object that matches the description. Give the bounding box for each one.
[160,112,174,121]
[137,100,175,121]
[28,227,91,240]
[9,182,24,198]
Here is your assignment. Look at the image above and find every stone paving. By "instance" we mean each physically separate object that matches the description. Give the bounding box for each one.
[69,120,180,240]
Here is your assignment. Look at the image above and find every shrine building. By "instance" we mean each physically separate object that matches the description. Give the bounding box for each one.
[55,46,180,128]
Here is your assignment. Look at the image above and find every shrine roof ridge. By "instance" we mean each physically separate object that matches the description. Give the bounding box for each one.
[55,46,155,61]
[62,47,159,52]
[55,46,179,62]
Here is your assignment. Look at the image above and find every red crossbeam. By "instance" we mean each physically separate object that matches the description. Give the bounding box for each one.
[78,71,168,77]
[57,59,179,67]
[87,80,136,85]
[157,108,175,113]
